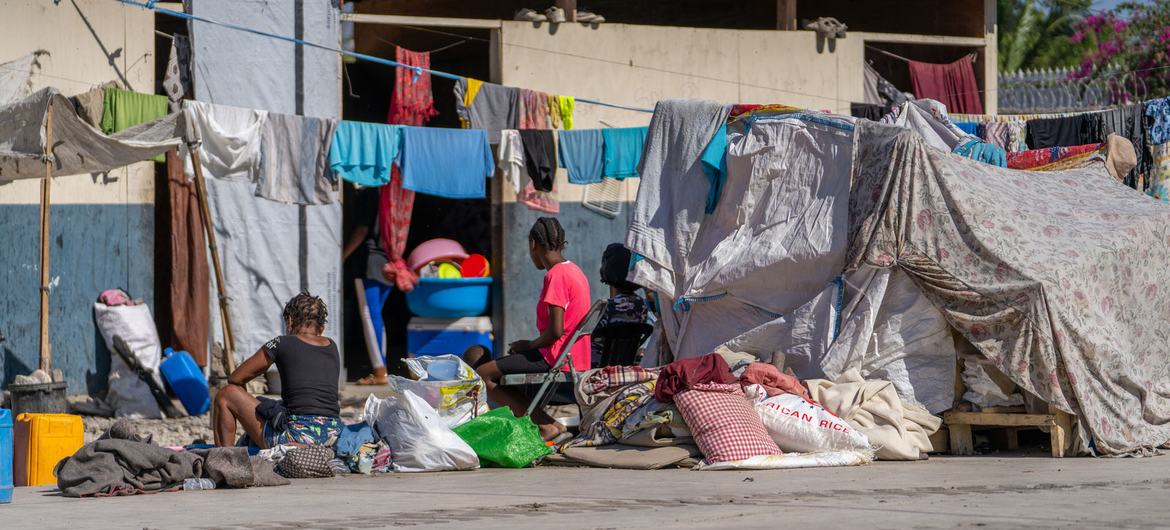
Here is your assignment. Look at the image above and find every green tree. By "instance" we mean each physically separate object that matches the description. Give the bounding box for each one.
[998,0,1093,72]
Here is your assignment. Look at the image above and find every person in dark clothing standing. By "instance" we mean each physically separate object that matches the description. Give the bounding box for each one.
[213,292,342,448]
[343,187,392,385]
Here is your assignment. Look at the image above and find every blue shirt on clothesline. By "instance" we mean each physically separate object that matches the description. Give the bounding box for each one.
[400,127,495,199]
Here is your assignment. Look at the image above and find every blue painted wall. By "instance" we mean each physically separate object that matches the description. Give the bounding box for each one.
[0,203,154,394]
[502,202,632,345]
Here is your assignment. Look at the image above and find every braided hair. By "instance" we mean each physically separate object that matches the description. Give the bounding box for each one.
[282,291,328,333]
[529,217,567,251]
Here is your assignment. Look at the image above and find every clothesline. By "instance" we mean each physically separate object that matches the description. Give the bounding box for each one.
[864,45,978,64]
[114,0,655,114]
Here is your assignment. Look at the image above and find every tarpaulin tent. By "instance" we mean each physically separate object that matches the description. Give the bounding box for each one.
[629,100,1170,455]
[0,87,182,371]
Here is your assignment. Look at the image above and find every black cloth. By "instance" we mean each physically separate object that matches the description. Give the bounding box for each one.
[519,129,556,192]
[262,335,341,417]
[256,397,290,432]
[494,348,552,375]
[850,102,888,122]
[1100,104,1150,189]
[1024,114,1102,149]
[346,187,389,281]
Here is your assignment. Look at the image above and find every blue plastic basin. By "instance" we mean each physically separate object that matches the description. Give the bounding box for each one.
[406,277,492,318]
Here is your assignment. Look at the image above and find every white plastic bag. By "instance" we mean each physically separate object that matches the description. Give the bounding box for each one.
[388,355,488,428]
[363,392,479,473]
[744,384,870,454]
[93,303,163,419]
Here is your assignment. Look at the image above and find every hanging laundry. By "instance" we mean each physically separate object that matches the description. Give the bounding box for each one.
[864,62,907,108]
[954,122,980,136]
[517,181,560,214]
[162,34,193,113]
[257,113,338,205]
[558,128,605,185]
[981,121,1011,151]
[1147,143,1170,203]
[388,47,439,126]
[399,127,494,199]
[70,82,115,129]
[699,124,728,213]
[378,167,417,292]
[1024,113,1102,150]
[519,129,556,192]
[558,95,576,130]
[519,88,551,129]
[907,55,983,114]
[183,100,268,182]
[328,121,402,187]
[602,126,648,179]
[850,103,887,122]
[454,78,519,141]
[1006,120,1029,152]
[546,95,562,130]
[498,129,527,194]
[1100,104,1149,188]
[1146,98,1170,145]
[0,51,46,106]
[164,150,209,366]
[102,88,171,162]
[1006,143,1102,170]
[952,138,1006,167]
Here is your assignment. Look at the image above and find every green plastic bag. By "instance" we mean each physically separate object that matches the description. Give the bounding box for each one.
[452,407,552,468]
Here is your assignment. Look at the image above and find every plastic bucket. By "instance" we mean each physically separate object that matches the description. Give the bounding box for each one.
[405,277,492,318]
[7,382,67,415]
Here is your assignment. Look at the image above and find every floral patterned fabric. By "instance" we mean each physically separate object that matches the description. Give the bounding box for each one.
[849,120,1170,455]
[1006,143,1102,170]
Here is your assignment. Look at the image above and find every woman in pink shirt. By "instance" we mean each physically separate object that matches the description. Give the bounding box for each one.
[468,217,591,441]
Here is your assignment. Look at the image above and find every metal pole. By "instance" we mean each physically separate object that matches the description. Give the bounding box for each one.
[38,100,53,373]
[187,144,237,374]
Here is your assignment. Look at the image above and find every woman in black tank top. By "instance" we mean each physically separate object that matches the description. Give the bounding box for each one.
[212,292,342,448]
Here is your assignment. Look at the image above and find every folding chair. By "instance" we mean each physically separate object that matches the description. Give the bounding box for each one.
[499,299,608,417]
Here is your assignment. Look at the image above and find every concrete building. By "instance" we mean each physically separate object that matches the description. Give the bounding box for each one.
[342,0,1000,361]
[0,0,998,391]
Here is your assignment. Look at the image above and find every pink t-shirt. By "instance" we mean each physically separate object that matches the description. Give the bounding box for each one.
[536,261,592,371]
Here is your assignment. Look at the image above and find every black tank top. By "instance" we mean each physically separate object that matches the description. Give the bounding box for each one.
[262,335,341,417]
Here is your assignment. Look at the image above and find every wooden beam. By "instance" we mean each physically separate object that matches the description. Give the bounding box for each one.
[859,32,988,47]
[188,146,237,375]
[777,0,797,31]
[340,13,502,30]
[944,411,1057,427]
[38,100,53,373]
[1050,404,1072,458]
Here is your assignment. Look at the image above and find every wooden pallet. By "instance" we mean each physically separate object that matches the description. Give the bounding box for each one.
[943,405,1074,457]
[947,348,1074,457]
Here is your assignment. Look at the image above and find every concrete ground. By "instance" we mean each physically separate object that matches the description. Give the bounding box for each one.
[5,455,1170,529]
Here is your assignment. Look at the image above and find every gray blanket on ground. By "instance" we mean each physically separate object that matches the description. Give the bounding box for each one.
[56,441,289,497]
[55,439,204,497]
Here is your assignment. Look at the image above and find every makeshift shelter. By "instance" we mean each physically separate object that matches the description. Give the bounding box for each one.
[629,99,1170,455]
[0,87,183,372]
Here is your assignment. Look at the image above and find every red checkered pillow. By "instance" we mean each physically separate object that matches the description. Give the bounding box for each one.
[674,382,781,463]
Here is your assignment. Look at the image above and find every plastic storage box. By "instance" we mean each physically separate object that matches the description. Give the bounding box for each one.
[0,409,12,503]
[160,348,211,416]
[14,413,83,487]
[407,317,493,358]
[405,277,492,318]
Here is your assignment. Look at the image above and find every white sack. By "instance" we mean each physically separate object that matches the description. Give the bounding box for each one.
[93,303,163,419]
[805,370,941,461]
[695,450,872,471]
[363,392,479,473]
[744,384,870,454]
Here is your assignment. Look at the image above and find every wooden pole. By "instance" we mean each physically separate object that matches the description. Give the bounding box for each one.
[776,0,797,31]
[187,144,237,374]
[38,101,53,373]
